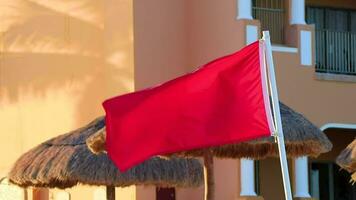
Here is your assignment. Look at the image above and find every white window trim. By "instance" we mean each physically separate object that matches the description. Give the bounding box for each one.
[320,123,356,131]
[271,45,298,53]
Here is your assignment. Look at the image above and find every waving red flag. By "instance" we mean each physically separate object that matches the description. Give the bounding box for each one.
[103,41,274,171]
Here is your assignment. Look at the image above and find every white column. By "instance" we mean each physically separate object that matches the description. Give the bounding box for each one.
[294,156,311,198]
[55,191,70,200]
[93,188,106,200]
[246,25,258,45]
[290,0,306,25]
[237,0,253,20]
[240,159,257,196]
[300,30,312,66]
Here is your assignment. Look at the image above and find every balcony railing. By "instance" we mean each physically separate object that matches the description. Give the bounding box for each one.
[315,29,356,75]
[252,0,285,44]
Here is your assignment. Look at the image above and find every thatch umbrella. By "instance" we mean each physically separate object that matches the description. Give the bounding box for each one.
[8,117,203,200]
[209,102,332,159]
[336,139,356,183]
[88,102,332,200]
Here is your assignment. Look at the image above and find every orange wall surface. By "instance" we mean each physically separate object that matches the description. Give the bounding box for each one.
[273,51,356,127]
[0,0,135,199]
[133,0,244,199]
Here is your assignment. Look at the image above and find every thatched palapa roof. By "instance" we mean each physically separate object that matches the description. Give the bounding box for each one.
[8,117,203,189]
[88,103,332,159]
[336,139,356,182]
[210,102,332,159]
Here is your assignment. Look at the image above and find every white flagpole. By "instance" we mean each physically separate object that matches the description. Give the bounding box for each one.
[262,31,293,200]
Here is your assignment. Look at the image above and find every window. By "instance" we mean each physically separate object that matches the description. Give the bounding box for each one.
[156,187,175,200]
[307,7,356,75]
[311,162,356,200]
[253,0,286,44]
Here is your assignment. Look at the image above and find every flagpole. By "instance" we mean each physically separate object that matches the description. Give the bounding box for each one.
[262,31,293,200]
[203,150,215,200]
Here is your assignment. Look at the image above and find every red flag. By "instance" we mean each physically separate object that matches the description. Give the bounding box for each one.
[103,41,274,171]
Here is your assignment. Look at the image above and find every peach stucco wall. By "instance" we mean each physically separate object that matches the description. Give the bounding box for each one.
[0,0,134,199]
[186,0,246,69]
[134,0,247,87]
[273,51,356,127]
[133,1,188,198]
[133,0,188,90]
[133,0,245,199]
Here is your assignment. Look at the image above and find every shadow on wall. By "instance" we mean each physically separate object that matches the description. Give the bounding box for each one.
[0,0,134,162]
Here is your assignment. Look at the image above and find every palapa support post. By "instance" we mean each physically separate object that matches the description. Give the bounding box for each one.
[262,31,293,200]
[106,186,115,200]
[203,149,215,200]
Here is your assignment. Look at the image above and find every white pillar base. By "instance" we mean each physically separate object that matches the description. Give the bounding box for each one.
[290,0,306,25]
[294,156,311,198]
[240,159,257,196]
[237,0,253,20]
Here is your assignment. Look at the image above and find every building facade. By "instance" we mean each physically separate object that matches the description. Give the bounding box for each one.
[0,0,355,199]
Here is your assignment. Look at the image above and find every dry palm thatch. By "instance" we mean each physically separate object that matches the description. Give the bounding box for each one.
[8,117,203,189]
[87,103,332,159]
[336,139,356,182]
[210,102,332,159]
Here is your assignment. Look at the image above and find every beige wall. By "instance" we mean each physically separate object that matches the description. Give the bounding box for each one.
[274,51,356,127]
[134,0,246,86]
[133,0,188,90]
[0,0,134,199]
[186,0,245,69]
[133,0,245,199]
[260,159,287,200]
[133,1,188,199]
